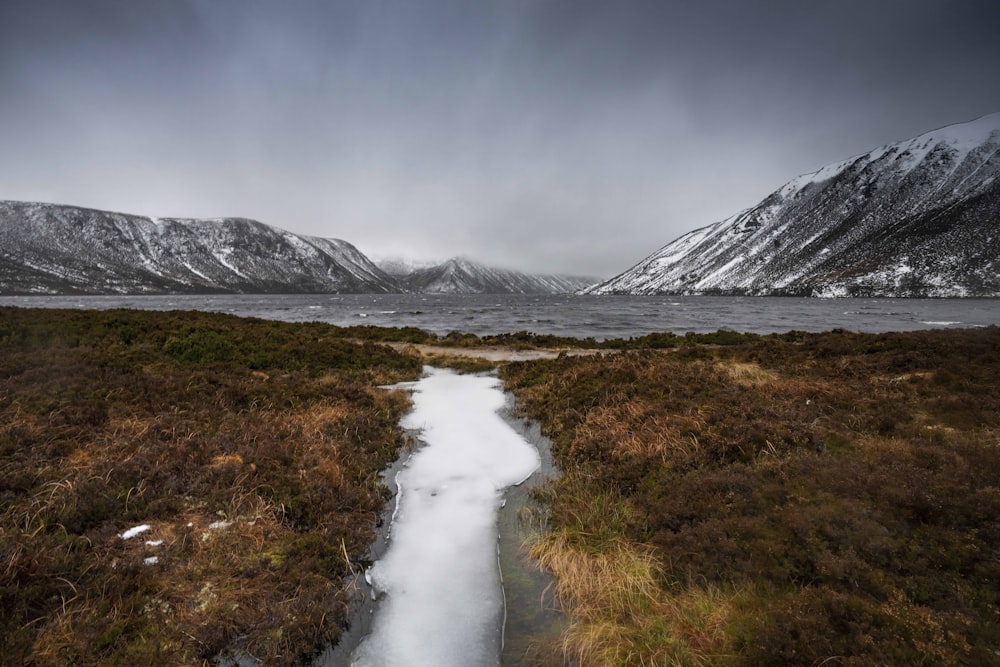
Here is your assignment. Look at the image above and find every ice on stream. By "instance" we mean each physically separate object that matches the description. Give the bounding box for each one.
[350,368,541,667]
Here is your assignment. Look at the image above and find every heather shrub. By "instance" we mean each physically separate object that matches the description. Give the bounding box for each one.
[502,326,1000,665]
[0,307,420,666]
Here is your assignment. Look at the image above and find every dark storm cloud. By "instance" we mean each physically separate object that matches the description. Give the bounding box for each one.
[2,0,999,276]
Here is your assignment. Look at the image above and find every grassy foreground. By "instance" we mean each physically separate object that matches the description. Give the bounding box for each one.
[5,308,999,666]
[501,327,1000,666]
[0,307,421,666]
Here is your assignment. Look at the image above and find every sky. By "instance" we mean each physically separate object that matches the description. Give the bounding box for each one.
[2,1,999,278]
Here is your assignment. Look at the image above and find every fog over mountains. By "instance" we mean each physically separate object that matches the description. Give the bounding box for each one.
[588,113,1000,297]
[0,201,594,295]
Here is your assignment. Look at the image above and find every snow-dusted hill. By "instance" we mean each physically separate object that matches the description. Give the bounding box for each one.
[0,202,599,296]
[398,257,597,294]
[588,112,1000,297]
[0,201,398,294]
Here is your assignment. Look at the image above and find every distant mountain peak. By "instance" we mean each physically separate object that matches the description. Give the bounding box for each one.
[372,255,441,277]
[588,112,1000,297]
[395,256,598,294]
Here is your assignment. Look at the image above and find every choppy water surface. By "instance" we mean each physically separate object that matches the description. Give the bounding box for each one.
[2,293,997,338]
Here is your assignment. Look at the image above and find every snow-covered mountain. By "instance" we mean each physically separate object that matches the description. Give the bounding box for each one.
[0,201,398,294]
[588,112,1000,297]
[397,257,597,294]
[0,201,599,296]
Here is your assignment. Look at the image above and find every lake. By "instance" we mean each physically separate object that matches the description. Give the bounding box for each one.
[1,293,997,338]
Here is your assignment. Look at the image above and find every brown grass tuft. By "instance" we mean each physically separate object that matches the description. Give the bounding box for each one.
[530,530,744,666]
[720,360,775,385]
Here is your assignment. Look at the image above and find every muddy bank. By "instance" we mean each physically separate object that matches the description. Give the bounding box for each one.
[497,396,566,666]
[312,432,414,667]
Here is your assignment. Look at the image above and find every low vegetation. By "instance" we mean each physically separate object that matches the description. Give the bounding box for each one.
[345,326,758,352]
[0,307,421,666]
[501,327,1000,666]
[6,307,998,666]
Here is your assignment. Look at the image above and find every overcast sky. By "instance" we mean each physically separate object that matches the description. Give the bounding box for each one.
[2,1,999,277]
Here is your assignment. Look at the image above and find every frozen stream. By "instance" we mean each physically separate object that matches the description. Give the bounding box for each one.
[349,368,541,667]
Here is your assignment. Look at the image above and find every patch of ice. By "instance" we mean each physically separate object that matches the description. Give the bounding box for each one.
[143,556,159,566]
[208,520,232,530]
[145,540,164,547]
[120,524,152,540]
[351,368,540,667]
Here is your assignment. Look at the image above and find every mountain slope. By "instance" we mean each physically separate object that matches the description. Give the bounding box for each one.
[398,257,597,294]
[588,112,1000,297]
[0,201,398,294]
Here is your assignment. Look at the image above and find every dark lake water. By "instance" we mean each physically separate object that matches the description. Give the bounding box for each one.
[1,293,997,339]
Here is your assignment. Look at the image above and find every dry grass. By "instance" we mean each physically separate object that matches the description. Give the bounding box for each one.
[503,327,1000,666]
[530,528,750,666]
[719,360,775,385]
[0,307,421,666]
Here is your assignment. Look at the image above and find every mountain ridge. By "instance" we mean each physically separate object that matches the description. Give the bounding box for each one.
[0,201,597,295]
[587,112,1000,297]
[0,200,398,294]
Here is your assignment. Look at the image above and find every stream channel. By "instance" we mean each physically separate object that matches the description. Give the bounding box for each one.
[314,367,564,667]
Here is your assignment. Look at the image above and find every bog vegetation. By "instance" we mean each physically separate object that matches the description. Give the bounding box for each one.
[4,307,999,667]
[0,307,421,666]
[501,327,1000,666]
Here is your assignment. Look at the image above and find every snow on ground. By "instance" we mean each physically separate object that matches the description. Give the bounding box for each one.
[119,524,152,540]
[351,368,540,667]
